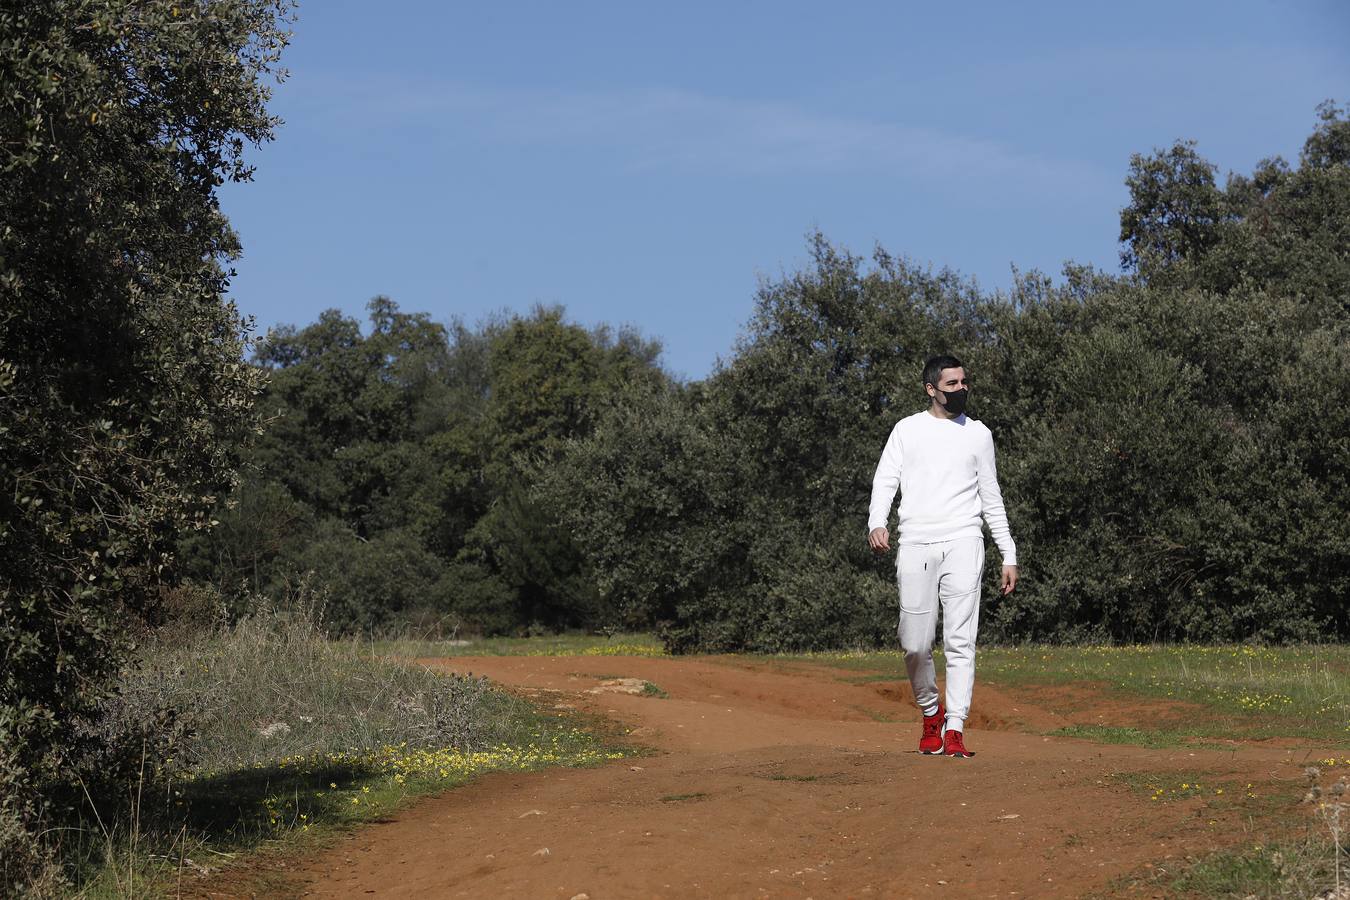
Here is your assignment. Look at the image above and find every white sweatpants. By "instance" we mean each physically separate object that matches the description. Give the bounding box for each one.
[896,537,985,733]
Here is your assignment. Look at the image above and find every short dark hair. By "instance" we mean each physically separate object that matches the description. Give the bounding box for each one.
[922,355,964,389]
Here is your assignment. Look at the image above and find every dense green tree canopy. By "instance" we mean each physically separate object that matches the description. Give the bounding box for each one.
[185,105,1347,653]
[1,0,291,880]
[541,105,1349,650]
[184,300,669,635]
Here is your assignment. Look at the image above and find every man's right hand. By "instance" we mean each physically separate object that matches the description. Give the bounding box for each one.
[868,527,890,553]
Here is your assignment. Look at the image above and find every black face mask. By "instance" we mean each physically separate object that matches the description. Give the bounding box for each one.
[940,388,968,416]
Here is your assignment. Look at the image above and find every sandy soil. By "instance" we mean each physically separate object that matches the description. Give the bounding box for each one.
[208,655,1330,899]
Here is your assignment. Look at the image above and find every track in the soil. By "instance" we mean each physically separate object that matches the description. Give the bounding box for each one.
[245,656,1321,899]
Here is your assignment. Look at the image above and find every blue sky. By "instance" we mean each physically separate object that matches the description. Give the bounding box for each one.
[220,0,1349,379]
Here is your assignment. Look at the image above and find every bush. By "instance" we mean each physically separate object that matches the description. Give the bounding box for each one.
[65,667,199,807]
[288,522,448,635]
[0,745,66,897]
[441,562,519,636]
[1,1,290,885]
[663,539,895,654]
[550,107,1349,651]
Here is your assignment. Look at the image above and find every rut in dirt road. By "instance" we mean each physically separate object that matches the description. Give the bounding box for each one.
[258,656,1316,899]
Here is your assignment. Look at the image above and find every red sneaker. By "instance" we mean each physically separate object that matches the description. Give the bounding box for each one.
[919,703,946,755]
[943,729,974,758]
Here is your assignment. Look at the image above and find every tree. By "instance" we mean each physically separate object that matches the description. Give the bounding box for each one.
[1119,140,1228,274]
[0,0,291,878]
[543,235,983,651]
[483,306,663,476]
[182,300,670,635]
[186,299,465,628]
[554,102,1350,652]
[252,299,457,532]
[465,306,667,633]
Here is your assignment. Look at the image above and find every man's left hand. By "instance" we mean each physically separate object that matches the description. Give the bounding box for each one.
[1000,565,1018,596]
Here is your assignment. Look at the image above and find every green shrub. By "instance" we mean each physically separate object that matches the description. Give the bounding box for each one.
[548,106,1349,652]
[441,562,520,636]
[1,0,290,886]
[288,522,448,635]
[178,302,672,638]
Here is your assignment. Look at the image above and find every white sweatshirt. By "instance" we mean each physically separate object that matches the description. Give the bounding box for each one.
[867,411,1017,566]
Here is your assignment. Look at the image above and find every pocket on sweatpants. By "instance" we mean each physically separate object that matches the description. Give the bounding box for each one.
[896,546,927,576]
[897,549,935,615]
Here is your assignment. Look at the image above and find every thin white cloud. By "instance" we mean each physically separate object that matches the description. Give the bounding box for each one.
[289,75,1108,187]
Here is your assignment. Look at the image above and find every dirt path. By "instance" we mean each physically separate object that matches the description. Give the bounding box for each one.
[258,656,1323,898]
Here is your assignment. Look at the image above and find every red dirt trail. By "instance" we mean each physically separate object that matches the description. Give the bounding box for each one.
[220,655,1328,899]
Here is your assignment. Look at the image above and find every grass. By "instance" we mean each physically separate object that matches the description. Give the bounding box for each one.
[769,643,1350,745]
[980,644,1348,724]
[376,631,667,659]
[1169,845,1312,898]
[133,615,537,772]
[1050,724,1195,749]
[1109,769,1263,804]
[1185,842,1349,899]
[1109,761,1349,895]
[659,792,709,802]
[1101,764,1346,897]
[61,612,632,897]
[1047,724,1232,750]
[1125,816,1347,899]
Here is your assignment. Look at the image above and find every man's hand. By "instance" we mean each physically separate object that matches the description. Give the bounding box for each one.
[868,527,890,553]
[1000,565,1018,596]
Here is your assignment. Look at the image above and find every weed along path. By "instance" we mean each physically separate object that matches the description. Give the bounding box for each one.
[279,655,1324,899]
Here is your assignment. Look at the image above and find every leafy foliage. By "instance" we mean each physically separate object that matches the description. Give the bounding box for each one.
[545,106,1350,651]
[539,238,985,651]
[182,300,669,635]
[0,0,291,886]
[177,104,1349,655]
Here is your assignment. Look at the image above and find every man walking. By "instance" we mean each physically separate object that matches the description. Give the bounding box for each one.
[867,355,1018,758]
